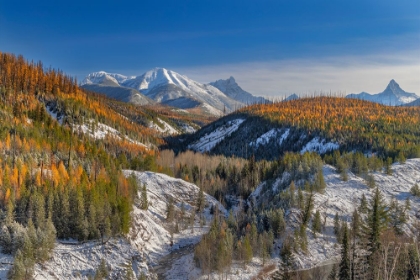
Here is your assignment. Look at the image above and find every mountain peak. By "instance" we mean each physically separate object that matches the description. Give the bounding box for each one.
[386,79,401,92]
[227,76,236,82]
[346,79,418,106]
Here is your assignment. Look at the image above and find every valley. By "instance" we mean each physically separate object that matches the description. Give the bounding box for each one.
[0,51,419,279]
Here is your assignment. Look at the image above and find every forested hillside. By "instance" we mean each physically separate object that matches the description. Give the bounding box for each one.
[0,52,182,278]
[182,97,420,161]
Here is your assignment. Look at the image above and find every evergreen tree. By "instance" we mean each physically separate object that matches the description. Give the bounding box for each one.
[140,184,148,210]
[314,169,326,193]
[334,212,341,239]
[7,249,27,280]
[364,188,388,276]
[312,210,322,236]
[385,157,393,175]
[297,188,304,210]
[289,181,296,207]
[389,197,407,235]
[410,183,420,197]
[350,210,360,280]
[358,193,368,214]
[196,186,205,213]
[166,197,175,222]
[242,235,253,265]
[94,258,109,280]
[339,224,350,280]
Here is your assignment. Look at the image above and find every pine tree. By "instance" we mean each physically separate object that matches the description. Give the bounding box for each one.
[166,197,175,222]
[197,186,205,213]
[140,184,148,210]
[312,210,322,237]
[350,210,360,280]
[314,169,326,193]
[289,181,296,207]
[94,258,109,280]
[7,249,26,280]
[358,193,368,214]
[410,183,420,197]
[385,157,393,175]
[334,212,341,239]
[242,235,253,265]
[364,187,388,276]
[339,224,350,280]
[297,188,304,210]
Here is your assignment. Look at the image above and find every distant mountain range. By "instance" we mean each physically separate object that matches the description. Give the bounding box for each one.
[81,68,267,115]
[346,79,419,106]
[209,76,269,104]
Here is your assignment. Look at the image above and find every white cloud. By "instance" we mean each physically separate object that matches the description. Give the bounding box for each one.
[177,50,420,98]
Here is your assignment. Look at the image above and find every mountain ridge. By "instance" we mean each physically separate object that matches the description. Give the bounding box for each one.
[209,76,269,104]
[346,79,419,106]
[82,68,248,115]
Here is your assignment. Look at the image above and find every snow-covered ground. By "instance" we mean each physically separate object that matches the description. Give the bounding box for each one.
[34,239,147,280]
[0,253,13,279]
[300,137,339,154]
[188,119,245,152]
[10,159,420,279]
[124,171,226,266]
[292,159,420,269]
[31,171,225,279]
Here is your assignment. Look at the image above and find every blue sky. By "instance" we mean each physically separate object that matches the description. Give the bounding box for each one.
[1,0,419,97]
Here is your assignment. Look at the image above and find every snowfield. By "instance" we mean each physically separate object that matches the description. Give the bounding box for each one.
[300,137,339,154]
[188,119,245,152]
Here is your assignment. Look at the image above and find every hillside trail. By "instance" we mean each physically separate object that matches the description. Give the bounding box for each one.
[152,244,195,279]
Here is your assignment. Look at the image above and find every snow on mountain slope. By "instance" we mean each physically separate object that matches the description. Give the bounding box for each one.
[81,71,134,86]
[125,171,225,263]
[127,68,242,113]
[300,137,340,154]
[209,76,268,104]
[249,128,290,148]
[72,120,149,148]
[82,68,243,115]
[148,118,179,135]
[347,79,419,106]
[34,239,147,280]
[188,119,245,152]
[405,98,420,107]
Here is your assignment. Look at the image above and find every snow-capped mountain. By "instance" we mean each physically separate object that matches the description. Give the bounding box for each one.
[209,76,268,104]
[346,79,419,106]
[82,68,244,115]
[81,71,153,105]
[82,71,134,86]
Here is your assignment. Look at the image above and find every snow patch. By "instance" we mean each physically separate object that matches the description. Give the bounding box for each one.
[188,119,245,153]
[250,128,290,148]
[149,118,179,135]
[300,137,339,154]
